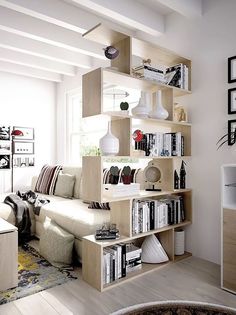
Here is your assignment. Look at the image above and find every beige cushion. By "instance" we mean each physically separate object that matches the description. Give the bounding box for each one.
[62,167,82,199]
[39,217,75,268]
[35,199,110,239]
[54,174,75,199]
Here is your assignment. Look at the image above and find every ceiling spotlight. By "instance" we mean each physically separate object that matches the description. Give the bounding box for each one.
[104,46,119,60]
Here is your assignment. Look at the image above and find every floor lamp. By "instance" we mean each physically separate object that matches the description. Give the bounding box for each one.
[11,129,24,192]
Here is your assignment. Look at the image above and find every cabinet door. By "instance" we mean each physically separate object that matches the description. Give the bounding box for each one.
[223,208,236,292]
[0,230,18,291]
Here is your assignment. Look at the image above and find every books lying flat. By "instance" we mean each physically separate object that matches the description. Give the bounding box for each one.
[103,183,140,197]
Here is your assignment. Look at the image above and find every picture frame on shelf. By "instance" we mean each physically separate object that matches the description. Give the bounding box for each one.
[228,56,236,83]
[0,155,10,169]
[13,141,34,154]
[0,141,11,154]
[228,119,236,145]
[12,126,34,140]
[0,126,10,141]
[228,88,236,114]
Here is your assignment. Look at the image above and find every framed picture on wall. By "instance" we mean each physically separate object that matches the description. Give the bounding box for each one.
[0,155,10,169]
[0,126,10,141]
[13,156,35,168]
[12,127,34,140]
[0,141,11,154]
[13,141,34,154]
[228,56,236,83]
[228,88,236,114]
[228,119,236,145]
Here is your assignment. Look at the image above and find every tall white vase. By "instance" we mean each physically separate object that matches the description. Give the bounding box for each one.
[149,90,169,120]
[99,122,119,156]
[131,91,150,118]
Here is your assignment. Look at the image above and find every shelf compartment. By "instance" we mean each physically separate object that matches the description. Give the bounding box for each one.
[82,68,191,118]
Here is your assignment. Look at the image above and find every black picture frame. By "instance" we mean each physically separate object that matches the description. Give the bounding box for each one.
[228,56,236,83]
[228,88,236,114]
[228,119,236,145]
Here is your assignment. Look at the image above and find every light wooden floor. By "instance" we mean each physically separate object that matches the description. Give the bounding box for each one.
[1,256,236,315]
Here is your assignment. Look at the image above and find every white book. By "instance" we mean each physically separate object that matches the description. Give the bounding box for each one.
[164,133,172,156]
[103,250,110,284]
[176,132,182,156]
[184,65,189,90]
[112,245,122,279]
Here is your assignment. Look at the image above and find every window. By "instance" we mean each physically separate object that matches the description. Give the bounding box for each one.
[66,89,108,165]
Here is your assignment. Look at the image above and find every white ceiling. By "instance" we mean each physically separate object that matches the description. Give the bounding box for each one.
[0,0,202,82]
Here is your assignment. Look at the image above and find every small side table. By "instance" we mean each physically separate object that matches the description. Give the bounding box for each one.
[0,218,18,291]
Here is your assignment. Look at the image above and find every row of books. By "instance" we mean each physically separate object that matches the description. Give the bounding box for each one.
[132,196,185,235]
[134,132,184,157]
[103,244,142,285]
[132,63,189,90]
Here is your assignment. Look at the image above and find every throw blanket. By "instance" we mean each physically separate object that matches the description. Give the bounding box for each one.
[17,190,50,216]
[35,164,62,195]
[4,194,31,244]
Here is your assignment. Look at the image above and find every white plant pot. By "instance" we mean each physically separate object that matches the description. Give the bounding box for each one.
[131,91,150,118]
[99,122,119,156]
[149,90,169,120]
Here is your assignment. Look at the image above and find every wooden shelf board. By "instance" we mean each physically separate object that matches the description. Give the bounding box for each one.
[131,221,192,240]
[83,221,192,248]
[102,155,191,160]
[103,68,191,97]
[174,251,192,262]
[106,111,192,127]
[83,23,128,46]
[102,189,192,203]
[102,260,169,291]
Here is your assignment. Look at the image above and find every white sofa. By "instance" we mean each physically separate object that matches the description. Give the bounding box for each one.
[0,166,110,262]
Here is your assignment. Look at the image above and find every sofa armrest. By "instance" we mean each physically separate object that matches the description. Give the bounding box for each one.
[31,176,38,191]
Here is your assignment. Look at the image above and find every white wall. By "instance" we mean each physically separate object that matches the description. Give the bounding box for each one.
[0,72,56,192]
[151,0,236,264]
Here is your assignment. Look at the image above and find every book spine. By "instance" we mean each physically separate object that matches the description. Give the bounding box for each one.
[181,136,184,156]
[150,201,155,230]
[121,243,126,278]
[176,132,182,157]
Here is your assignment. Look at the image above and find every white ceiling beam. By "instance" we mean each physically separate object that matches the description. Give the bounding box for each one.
[0,30,92,68]
[0,47,76,76]
[69,0,164,36]
[0,61,62,82]
[156,0,202,18]
[0,0,100,33]
[0,6,105,59]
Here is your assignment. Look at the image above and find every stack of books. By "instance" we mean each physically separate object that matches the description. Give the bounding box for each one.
[165,63,189,90]
[103,243,142,285]
[134,132,184,157]
[132,65,165,84]
[132,196,185,235]
[103,183,140,198]
[132,63,189,90]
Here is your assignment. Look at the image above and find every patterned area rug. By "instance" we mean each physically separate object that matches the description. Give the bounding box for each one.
[112,301,236,315]
[0,244,78,305]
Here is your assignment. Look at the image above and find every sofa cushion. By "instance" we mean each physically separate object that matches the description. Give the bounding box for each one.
[62,167,82,199]
[40,217,74,268]
[54,174,75,199]
[35,199,110,239]
[35,165,62,195]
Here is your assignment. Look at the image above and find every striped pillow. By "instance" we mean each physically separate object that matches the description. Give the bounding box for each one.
[35,165,62,195]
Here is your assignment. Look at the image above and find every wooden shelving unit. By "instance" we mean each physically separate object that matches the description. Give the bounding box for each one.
[82,24,192,291]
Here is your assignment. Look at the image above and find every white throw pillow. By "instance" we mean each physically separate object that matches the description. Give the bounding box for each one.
[39,218,75,268]
[54,173,75,198]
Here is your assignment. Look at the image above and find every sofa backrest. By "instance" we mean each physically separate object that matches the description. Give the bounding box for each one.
[31,166,82,199]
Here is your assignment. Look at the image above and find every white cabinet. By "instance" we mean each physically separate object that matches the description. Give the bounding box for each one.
[0,218,18,291]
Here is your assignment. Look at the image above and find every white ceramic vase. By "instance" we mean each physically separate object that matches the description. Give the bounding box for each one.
[131,91,150,118]
[99,122,119,156]
[149,90,169,120]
